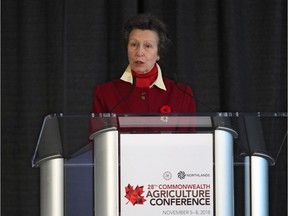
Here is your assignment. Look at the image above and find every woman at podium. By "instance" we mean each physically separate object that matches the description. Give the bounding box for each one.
[91,14,196,114]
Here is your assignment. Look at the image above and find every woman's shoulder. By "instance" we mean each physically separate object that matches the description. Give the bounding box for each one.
[163,76,191,90]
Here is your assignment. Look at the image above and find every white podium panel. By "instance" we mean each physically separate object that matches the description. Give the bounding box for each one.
[120,133,214,216]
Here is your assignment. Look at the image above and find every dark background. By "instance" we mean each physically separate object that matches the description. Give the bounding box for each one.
[2,0,287,215]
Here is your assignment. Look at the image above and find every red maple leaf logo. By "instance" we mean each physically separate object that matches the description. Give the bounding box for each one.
[125,184,146,205]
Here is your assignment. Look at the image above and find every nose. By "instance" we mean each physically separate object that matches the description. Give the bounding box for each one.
[136,45,144,57]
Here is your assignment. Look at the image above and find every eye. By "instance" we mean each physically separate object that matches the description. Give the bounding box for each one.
[144,43,152,49]
[129,41,137,48]
[145,44,152,48]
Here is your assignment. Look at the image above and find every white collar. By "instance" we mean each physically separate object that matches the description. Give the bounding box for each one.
[120,63,166,91]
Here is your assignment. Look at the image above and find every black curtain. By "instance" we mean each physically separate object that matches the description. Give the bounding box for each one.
[2,0,287,215]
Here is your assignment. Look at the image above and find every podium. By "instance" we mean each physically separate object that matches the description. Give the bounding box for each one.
[32,113,287,216]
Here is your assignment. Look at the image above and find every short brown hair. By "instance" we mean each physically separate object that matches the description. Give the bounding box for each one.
[122,14,171,57]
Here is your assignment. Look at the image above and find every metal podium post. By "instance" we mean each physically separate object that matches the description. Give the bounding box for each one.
[251,155,269,216]
[40,157,64,216]
[245,155,269,216]
[92,127,119,216]
[34,115,64,216]
[214,127,238,216]
[243,116,271,216]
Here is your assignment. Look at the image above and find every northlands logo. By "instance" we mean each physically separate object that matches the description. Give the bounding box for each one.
[177,171,186,180]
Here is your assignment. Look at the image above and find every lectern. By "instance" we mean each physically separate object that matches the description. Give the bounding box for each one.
[32,113,287,216]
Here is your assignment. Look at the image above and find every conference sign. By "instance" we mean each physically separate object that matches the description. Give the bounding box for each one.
[120,133,213,216]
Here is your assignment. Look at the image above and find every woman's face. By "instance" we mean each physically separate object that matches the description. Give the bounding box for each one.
[127,29,160,74]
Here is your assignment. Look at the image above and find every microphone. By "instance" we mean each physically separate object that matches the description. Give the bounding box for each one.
[110,76,136,112]
[172,73,217,112]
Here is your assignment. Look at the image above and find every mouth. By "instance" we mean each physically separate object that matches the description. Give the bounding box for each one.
[135,60,144,64]
[134,61,145,66]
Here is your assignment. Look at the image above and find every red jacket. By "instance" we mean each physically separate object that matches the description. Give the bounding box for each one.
[91,77,196,114]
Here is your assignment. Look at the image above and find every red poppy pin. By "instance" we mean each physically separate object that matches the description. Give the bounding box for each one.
[160,105,172,114]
